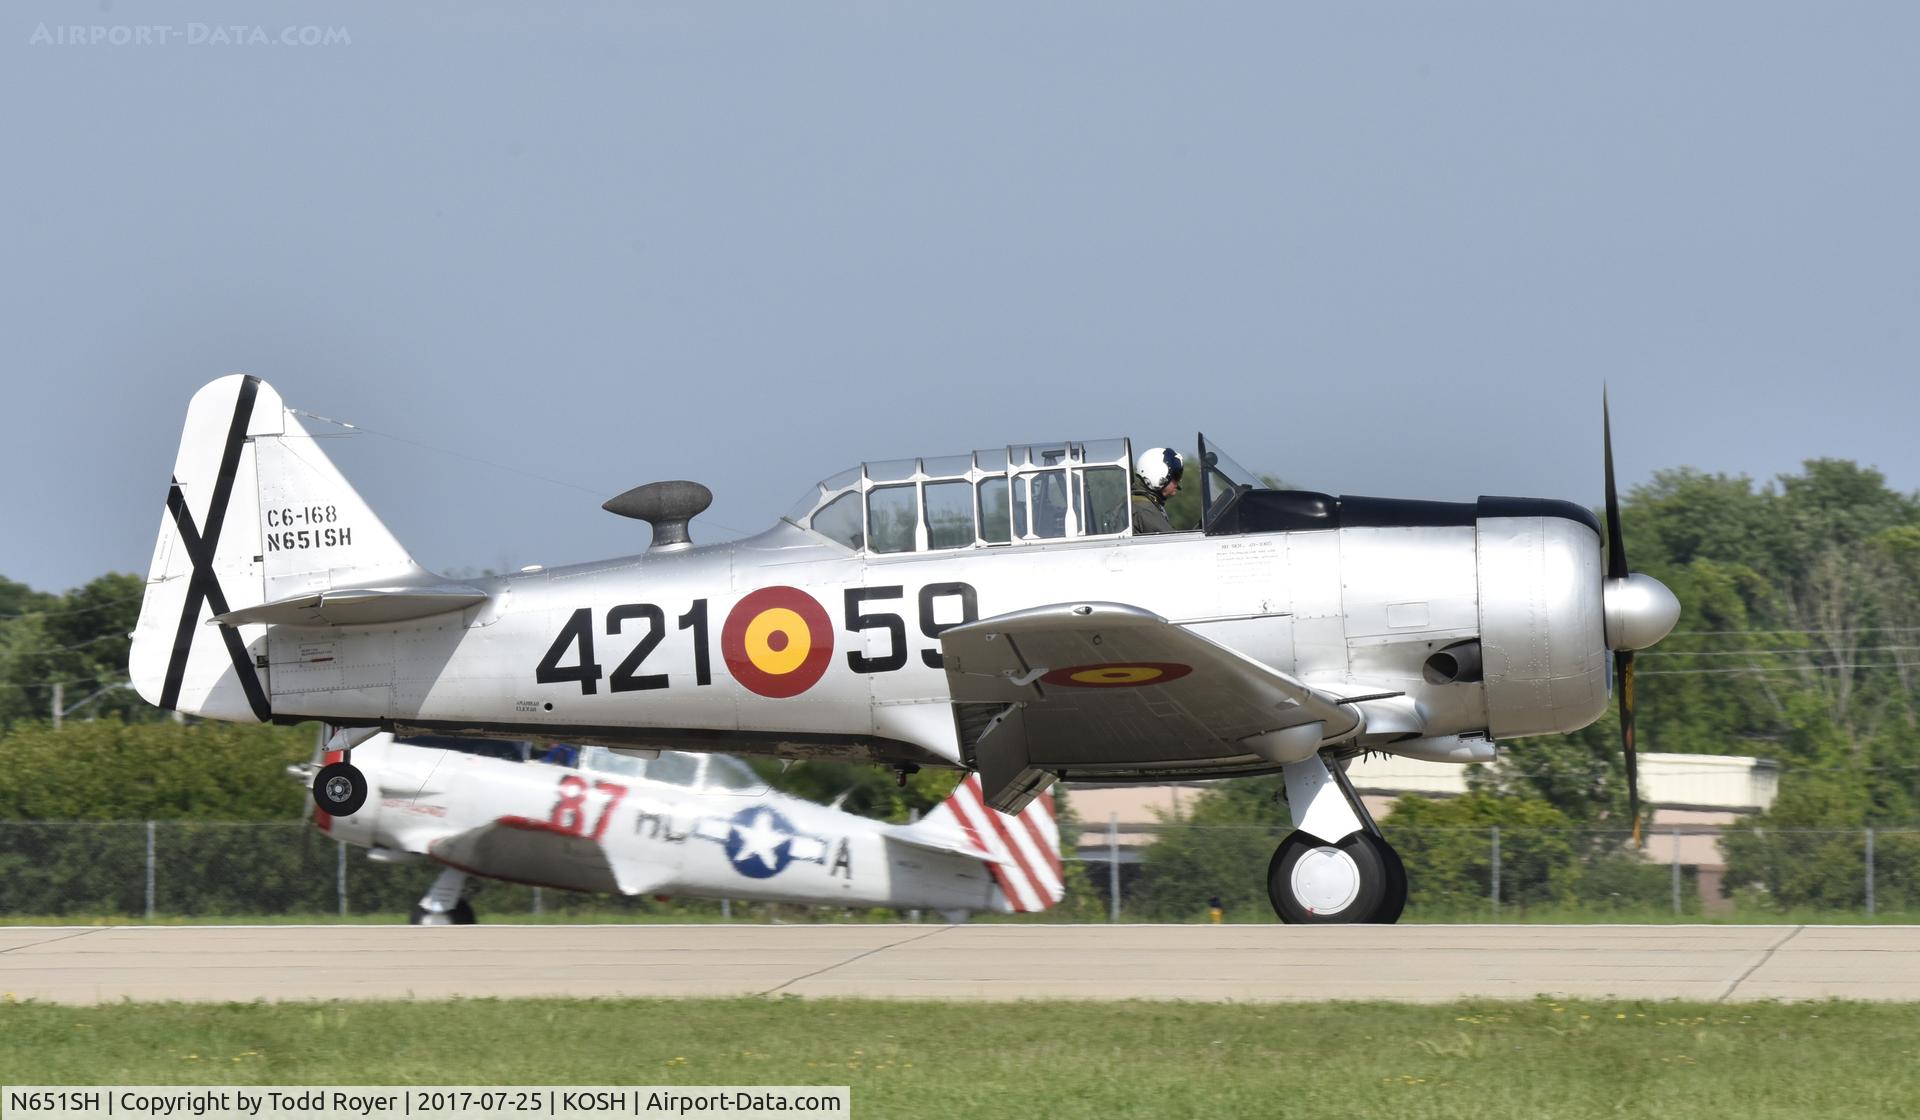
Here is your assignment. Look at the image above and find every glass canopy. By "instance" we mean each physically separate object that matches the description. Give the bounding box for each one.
[783,439,1136,554]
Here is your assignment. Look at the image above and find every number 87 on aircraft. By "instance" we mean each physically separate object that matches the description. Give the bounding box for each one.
[132,376,1679,923]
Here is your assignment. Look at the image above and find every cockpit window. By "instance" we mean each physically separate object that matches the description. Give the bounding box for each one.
[786,441,1136,554]
[701,754,768,793]
[1196,435,1273,525]
[1080,466,1130,535]
[978,477,1011,544]
[1019,470,1069,539]
[646,751,700,787]
[925,480,975,550]
[866,485,917,554]
[578,745,648,777]
[812,491,863,551]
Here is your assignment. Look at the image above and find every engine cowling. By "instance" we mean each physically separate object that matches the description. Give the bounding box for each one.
[1475,511,1610,739]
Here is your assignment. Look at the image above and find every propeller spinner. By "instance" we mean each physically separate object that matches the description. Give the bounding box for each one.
[1601,391,1682,844]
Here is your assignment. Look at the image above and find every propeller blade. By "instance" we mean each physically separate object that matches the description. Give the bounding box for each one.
[1618,649,1641,845]
[1607,392,1642,844]
[1602,388,1629,582]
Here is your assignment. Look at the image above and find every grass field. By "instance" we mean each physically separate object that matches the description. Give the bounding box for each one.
[4,998,1918,1119]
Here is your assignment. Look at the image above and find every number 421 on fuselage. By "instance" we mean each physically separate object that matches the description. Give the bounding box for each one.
[130,375,1679,922]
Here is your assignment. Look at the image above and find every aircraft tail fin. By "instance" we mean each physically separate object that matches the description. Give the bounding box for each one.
[130,375,432,720]
[916,774,1065,913]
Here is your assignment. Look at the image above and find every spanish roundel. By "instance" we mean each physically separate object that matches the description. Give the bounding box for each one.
[1039,661,1194,688]
[721,586,835,698]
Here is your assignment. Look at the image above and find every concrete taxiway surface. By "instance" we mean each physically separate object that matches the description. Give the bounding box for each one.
[1,924,1913,1004]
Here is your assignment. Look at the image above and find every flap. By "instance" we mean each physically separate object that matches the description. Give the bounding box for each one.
[427,816,672,896]
[940,601,1373,795]
[211,584,487,627]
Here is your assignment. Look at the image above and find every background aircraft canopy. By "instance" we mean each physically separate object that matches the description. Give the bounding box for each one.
[577,745,767,794]
[394,736,767,795]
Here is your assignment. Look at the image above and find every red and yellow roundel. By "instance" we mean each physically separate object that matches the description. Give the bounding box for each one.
[721,586,835,698]
[1040,661,1194,688]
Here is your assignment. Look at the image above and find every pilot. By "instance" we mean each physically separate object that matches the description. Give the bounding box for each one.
[1130,447,1185,534]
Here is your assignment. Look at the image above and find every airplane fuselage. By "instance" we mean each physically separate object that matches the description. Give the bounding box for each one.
[327,738,1007,912]
[265,502,1607,781]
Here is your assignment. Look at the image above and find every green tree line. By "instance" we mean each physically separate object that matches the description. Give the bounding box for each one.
[0,572,148,726]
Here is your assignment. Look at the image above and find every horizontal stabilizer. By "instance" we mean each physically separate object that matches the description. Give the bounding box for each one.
[883,823,1008,863]
[210,584,487,627]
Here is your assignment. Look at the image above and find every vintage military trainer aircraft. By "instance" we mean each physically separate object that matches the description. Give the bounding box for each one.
[132,375,1679,923]
[294,732,1062,923]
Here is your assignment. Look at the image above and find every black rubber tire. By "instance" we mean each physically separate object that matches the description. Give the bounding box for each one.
[405,902,476,929]
[409,899,478,926]
[1371,837,1408,925]
[1267,830,1390,924]
[312,761,369,817]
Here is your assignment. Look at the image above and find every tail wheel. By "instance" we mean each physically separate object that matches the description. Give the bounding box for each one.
[312,761,368,817]
[1267,830,1390,924]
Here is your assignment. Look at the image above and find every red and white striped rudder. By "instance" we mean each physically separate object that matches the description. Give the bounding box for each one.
[922,774,1064,913]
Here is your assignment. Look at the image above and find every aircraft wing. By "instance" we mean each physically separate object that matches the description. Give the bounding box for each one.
[426,817,673,896]
[940,602,1377,810]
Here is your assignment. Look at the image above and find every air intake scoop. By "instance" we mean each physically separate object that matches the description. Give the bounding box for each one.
[603,480,713,551]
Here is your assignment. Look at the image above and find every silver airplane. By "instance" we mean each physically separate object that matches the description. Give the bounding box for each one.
[131,376,1679,923]
[294,733,1063,924]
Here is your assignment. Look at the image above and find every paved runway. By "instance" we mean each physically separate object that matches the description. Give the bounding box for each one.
[2,924,1914,1005]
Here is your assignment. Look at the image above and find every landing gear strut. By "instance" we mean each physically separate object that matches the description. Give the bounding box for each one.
[411,868,479,926]
[1267,753,1408,924]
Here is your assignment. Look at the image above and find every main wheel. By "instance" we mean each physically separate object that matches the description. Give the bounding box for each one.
[1267,830,1390,924]
[312,761,369,817]
[410,900,477,926]
[1371,838,1408,925]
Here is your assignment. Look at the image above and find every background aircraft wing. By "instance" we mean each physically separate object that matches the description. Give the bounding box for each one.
[427,816,673,896]
[939,602,1373,810]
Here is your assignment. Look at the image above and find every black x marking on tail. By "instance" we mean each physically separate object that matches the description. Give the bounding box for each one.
[157,376,271,721]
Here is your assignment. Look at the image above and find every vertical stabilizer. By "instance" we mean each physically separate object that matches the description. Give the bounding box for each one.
[254,402,424,602]
[130,375,433,721]
[130,376,276,720]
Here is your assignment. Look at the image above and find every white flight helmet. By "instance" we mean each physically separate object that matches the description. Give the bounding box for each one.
[1135,447,1185,493]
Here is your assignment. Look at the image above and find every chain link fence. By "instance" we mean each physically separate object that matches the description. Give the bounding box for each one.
[0,822,691,922]
[1070,821,1920,922]
[2,821,1916,922]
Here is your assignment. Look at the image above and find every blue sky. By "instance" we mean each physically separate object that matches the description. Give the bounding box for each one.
[5,2,1917,590]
